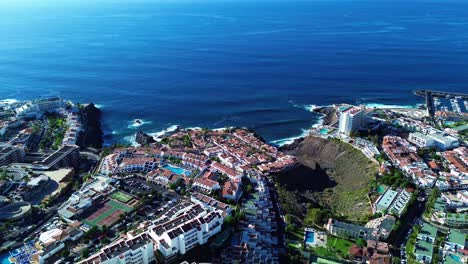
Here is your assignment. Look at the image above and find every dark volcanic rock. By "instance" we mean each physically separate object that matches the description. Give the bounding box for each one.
[81,103,103,149]
[313,106,337,126]
[136,131,156,146]
[278,137,304,152]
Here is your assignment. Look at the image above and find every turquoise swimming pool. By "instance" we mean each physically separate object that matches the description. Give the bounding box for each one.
[319,128,329,135]
[0,253,10,264]
[162,164,191,176]
[448,254,462,263]
[305,231,315,244]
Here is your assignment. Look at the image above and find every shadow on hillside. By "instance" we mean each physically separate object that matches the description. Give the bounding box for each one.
[273,162,336,192]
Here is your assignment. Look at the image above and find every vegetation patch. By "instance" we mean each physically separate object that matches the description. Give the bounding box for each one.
[278,136,378,222]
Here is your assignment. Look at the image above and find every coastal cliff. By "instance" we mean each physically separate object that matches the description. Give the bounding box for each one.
[80,103,103,149]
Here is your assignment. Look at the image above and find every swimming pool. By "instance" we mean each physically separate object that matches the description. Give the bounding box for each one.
[377,186,386,194]
[448,254,462,263]
[0,253,10,264]
[305,231,315,244]
[162,164,191,176]
[319,128,329,135]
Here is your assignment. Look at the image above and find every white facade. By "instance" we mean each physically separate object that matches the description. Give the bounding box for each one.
[148,203,223,259]
[79,233,155,264]
[408,132,435,148]
[338,107,363,135]
[427,132,459,150]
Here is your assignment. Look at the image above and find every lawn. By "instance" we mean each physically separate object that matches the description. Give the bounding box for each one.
[312,246,339,259]
[326,236,352,257]
[110,191,132,203]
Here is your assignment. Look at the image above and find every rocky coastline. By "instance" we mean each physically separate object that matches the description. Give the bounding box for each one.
[80,103,103,149]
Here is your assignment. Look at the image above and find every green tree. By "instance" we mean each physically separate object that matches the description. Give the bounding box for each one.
[304,207,322,226]
[61,247,70,258]
[81,248,89,258]
[356,238,367,247]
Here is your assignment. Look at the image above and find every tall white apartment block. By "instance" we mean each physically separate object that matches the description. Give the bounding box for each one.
[339,106,364,135]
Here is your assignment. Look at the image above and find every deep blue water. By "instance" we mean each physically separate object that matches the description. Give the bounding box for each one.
[1,0,468,145]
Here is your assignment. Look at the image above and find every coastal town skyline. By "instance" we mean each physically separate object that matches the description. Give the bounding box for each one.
[1,1,468,264]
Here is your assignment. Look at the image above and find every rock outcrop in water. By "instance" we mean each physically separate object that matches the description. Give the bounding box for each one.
[135,131,156,146]
[313,106,337,126]
[81,103,103,149]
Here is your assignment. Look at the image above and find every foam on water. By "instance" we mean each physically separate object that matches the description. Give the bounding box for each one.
[270,128,309,146]
[147,125,179,141]
[123,134,138,146]
[0,99,19,105]
[127,119,152,129]
[364,103,416,109]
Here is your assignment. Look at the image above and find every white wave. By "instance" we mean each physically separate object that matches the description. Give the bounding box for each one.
[147,125,179,141]
[0,99,19,105]
[312,114,325,128]
[186,127,202,131]
[123,134,138,147]
[213,127,235,132]
[364,103,416,109]
[270,128,310,146]
[303,104,320,112]
[127,119,152,129]
[95,104,104,109]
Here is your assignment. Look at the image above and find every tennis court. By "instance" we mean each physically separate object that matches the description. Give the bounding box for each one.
[83,199,133,228]
[109,191,133,203]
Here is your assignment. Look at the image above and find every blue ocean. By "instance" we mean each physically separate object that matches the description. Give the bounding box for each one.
[1,0,468,146]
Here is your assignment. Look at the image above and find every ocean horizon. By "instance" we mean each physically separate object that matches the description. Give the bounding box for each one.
[1,0,468,146]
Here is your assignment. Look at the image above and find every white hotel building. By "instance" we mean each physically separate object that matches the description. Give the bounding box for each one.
[147,202,223,262]
[338,106,364,135]
[79,233,155,264]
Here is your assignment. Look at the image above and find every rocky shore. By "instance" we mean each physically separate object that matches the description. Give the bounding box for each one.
[80,103,103,149]
[313,106,337,126]
[135,131,156,145]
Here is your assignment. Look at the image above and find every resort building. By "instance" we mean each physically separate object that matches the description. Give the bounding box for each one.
[415,240,433,263]
[222,179,242,202]
[190,192,232,217]
[0,146,25,167]
[382,136,437,187]
[147,202,223,262]
[192,178,220,192]
[79,233,155,264]
[442,147,467,177]
[36,241,65,264]
[417,223,437,244]
[326,214,395,242]
[374,188,411,216]
[58,176,114,221]
[338,106,364,135]
[426,132,459,150]
[408,132,435,148]
[15,97,63,119]
[37,145,80,170]
[444,229,466,253]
